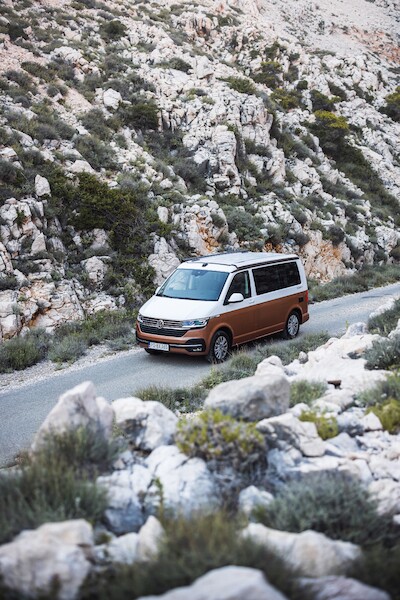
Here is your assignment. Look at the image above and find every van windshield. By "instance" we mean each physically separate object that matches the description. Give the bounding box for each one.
[157,269,229,301]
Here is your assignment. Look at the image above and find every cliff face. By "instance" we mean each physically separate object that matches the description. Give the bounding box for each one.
[0,0,399,338]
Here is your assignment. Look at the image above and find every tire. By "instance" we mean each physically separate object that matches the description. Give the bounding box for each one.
[283,311,300,340]
[145,348,162,355]
[207,330,231,363]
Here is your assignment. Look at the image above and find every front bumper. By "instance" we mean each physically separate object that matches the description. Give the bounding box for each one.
[136,325,207,354]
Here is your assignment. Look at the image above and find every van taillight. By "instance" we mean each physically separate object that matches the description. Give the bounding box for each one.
[305,290,309,304]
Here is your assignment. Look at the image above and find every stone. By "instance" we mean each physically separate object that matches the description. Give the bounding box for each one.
[257,413,326,457]
[369,479,400,515]
[238,486,274,518]
[35,174,51,197]
[112,397,178,451]
[145,445,218,516]
[82,256,108,286]
[68,159,95,174]
[95,532,139,565]
[103,88,122,110]
[98,464,152,534]
[297,576,390,600]
[32,381,114,450]
[0,520,93,600]
[138,566,287,600]
[361,412,382,431]
[136,516,165,562]
[204,373,290,421]
[148,237,180,286]
[243,524,362,577]
[157,206,169,224]
[31,232,47,255]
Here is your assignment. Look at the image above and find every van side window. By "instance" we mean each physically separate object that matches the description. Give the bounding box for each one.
[225,271,251,303]
[253,262,301,295]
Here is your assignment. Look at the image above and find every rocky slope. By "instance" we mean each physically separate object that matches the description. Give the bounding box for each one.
[0,0,399,338]
[1,299,400,599]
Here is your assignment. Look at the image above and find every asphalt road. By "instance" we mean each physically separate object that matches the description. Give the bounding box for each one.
[1,281,399,467]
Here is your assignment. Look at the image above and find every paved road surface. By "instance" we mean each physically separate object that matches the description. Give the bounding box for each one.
[1,282,399,466]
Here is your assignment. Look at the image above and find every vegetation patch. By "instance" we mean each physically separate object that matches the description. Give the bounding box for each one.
[368,298,400,335]
[254,473,395,546]
[367,399,400,433]
[299,410,339,440]
[82,512,295,599]
[0,329,50,373]
[176,409,266,473]
[364,336,400,371]
[0,428,114,545]
[289,380,327,407]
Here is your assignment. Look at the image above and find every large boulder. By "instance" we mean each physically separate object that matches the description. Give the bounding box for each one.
[98,464,152,535]
[204,373,290,421]
[112,397,177,451]
[243,524,362,577]
[0,520,93,600]
[296,576,390,600]
[145,445,219,516]
[32,381,114,450]
[257,413,326,457]
[34,174,51,197]
[138,566,288,600]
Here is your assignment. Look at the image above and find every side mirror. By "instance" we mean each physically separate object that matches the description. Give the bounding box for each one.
[155,286,161,294]
[228,292,244,303]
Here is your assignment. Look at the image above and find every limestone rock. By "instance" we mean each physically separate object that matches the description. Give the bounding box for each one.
[95,532,139,565]
[145,445,218,516]
[32,381,114,450]
[81,256,108,286]
[257,413,326,457]
[243,524,362,577]
[34,174,51,197]
[238,486,274,518]
[138,566,288,600]
[103,89,122,110]
[112,397,178,451]
[31,232,46,255]
[0,520,93,600]
[136,516,165,562]
[68,159,95,174]
[204,373,290,421]
[148,237,180,286]
[297,576,390,600]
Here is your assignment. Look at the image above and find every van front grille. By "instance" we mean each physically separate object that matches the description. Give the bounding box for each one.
[140,316,183,329]
[140,325,187,338]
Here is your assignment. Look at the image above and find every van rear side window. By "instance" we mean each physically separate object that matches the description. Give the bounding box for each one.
[253,262,301,295]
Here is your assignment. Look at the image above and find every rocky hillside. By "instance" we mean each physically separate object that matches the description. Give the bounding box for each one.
[0,0,399,339]
[1,298,400,599]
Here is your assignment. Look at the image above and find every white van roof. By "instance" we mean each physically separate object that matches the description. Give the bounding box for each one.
[182,251,299,272]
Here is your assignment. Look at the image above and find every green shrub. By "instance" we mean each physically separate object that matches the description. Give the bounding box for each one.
[82,511,295,599]
[299,410,339,440]
[309,264,400,302]
[0,428,111,545]
[226,77,257,95]
[252,60,282,88]
[310,110,349,155]
[290,380,327,407]
[80,109,116,140]
[364,336,400,370]
[368,298,400,335]
[325,224,345,246]
[119,101,159,130]
[100,19,127,40]
[165,57,191,73]
[176,409,266,473]
[136,384,207,413]
[48,333,87,363]
[271,88,301,110]
[381,86,400,122]
[223,206,263,243]
[254,474,394,546]
[75,135,116,170]
[0,275,18,291]
[357,373,400,407]
[367,399,400,433]
[310,90,337,111]
[350,543,400,600]
[0,329,50,373]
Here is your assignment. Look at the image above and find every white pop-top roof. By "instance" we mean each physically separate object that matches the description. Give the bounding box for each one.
[179,251,299,272]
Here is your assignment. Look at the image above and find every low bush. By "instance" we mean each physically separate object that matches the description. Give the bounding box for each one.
[289,380,327,407]
[364,336,400,370]
[136,384,206,413]
[75,135,117,171]
[100,19,127,40]
[82,512,295,599]
[0,275,18,291]
[226,77,257,95]
[299,410,339,439]
[357,373,400,408]
[0,329,50,373]
[310,90,337,111]
[368,298,400,335]
[119,101,159,131]
[0,428,111,545]
[351,543,400,600]
[176,409,266,473]
[381,85,400,122]
[48,333,87,363]
[223,206,264,243]
[271,88,301,110]
[254,473,394,546]
[164,57,191,73]
[309,264,400,302]
[251,60,282,88]
[367,399,400,433]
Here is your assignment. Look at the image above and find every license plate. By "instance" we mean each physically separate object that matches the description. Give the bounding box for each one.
[149,342,169,351]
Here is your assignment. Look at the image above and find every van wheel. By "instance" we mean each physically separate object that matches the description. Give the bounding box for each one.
[207,330,231,363]
[283,311,300,339]
[145,348,161,355]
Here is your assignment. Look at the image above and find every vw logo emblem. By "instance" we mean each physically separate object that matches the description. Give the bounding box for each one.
[157,320,164,328]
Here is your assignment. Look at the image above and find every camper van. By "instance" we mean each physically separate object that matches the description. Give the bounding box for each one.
[136,252,309,362]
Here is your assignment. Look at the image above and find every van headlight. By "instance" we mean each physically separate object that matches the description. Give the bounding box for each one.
[181,318,209,329]
[137,313,143,323]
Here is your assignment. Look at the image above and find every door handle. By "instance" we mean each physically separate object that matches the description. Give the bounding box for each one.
[249,299,255,305]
